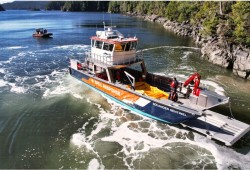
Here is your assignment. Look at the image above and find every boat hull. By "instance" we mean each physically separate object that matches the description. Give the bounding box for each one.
[33,33,53,38]
[69,68,198,124]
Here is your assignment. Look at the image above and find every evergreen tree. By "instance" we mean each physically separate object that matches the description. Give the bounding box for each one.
[231,2,250,46]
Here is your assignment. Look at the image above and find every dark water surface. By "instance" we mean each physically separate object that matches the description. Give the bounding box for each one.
[0,10,250,169]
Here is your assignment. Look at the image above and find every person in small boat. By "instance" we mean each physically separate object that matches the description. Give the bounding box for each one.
[169,77,178,101]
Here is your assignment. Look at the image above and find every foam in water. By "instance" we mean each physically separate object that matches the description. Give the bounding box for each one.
[52,44,89,50]
[137,46,200,53]
[194,134,250,169]
[2,55,18,64]
[0,79,8,87]
[8,83,27,93]
[177,65,194,71]
[42,75,85,99]
[71,99,249,169]
[5,46,28,50]
[181,51,192,59]
[87,159,100,170]
[0,68,5,73]
[70,100,216,168]
[71,133,87,148]
[201,80,225,96]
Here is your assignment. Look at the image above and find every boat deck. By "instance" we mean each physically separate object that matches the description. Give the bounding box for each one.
[181,110,250,146]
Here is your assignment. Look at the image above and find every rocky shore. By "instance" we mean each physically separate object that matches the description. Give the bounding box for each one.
[128,13,250,80]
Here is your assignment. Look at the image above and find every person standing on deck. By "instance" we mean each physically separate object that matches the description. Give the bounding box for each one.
[169,77,178,101]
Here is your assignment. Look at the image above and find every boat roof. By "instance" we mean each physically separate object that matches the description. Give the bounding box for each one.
[35,28,46,31]
[91,26,138,44]
[91,36,138,44]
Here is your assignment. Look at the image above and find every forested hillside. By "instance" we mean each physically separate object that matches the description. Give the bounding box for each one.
[46,1,109,12]
[2,1,48,10]
[109,1,250,47]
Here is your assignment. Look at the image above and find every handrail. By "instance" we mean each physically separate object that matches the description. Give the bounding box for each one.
[85,52,142,66]
[124,71,135,90]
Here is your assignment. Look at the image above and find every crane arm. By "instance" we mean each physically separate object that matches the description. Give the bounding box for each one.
[183,72,201,87]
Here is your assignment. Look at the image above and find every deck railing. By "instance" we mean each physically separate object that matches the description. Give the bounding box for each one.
[85,52,143,66]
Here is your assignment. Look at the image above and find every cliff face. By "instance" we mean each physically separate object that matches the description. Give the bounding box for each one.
[0,5,5,11]
[232,48,250,79]
[132,13,250,80]
[197,33,250,80]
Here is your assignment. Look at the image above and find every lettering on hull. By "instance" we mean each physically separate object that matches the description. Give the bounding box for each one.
[153,102,187,117]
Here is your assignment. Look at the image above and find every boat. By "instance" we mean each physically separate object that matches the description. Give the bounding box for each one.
[33,28,53,38]
[69,25,228,124]
[69,25,250,145]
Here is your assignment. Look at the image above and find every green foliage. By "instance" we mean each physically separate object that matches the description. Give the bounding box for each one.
[109,1,167,15]
[2,1,48,10]
[46,2,65,10]
[202,15,219,36]
[165,1,179,20]
[221,1,235,14]
[193,2,218,23]
[165,2,201,22]
[177,2,201,22]
[46,1,109,12]
[108,1,120,13]
[231,2,250,46]
[62,2,81,11]
[137,2,150,14]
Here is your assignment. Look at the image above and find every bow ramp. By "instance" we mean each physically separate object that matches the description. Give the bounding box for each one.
[181,110,250,146]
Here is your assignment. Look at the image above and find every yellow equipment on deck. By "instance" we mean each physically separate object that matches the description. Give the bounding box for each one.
[134,82,169,99]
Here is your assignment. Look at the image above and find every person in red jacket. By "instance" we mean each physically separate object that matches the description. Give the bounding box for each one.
[171,77,178,92]
[169,77,178,101]
[193,75,200,96]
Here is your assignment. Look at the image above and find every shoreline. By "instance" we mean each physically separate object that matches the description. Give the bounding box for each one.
[127,13,250,80]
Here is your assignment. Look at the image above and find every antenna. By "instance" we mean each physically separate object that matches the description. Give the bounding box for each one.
[109,12,112,28]
[102,2,106,30]
[103,21,106,30]
[102,8,105,27]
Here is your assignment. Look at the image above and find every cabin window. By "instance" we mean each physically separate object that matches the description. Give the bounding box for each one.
[95,41,103,49]
[131,42,137,50]
[125,42,131,51]
[115,42,136,52]
[115,44,123,52]
[121,43,126,51]
[91,40,94,47]
[103,43,114,52]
